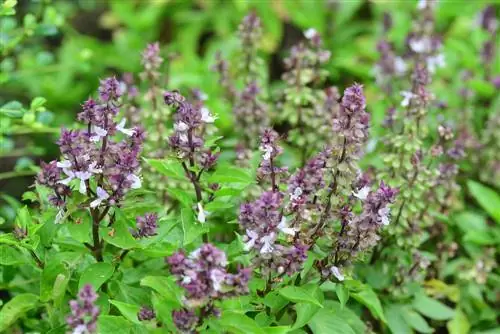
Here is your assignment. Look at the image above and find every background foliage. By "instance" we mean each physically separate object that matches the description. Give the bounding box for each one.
[1,0,499,333]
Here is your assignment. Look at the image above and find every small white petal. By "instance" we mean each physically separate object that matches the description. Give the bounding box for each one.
[353,186,370,201]
[174,121,189,132]
[56,160,72,168]
[88,162,102,174]
[127,174,142,189]
[330,266,345,281]
[304,28,317,39]
[260,234,275,254]
[278,216,298,236]
[117,119,135,136]
[58,176,74,186]
[290,187,303,201]
[201,107,217,123]
[394,57,407,74]
[78,179,87,194]
[261,145,273,160]
[197,202,206,223]
[179,133,188,144]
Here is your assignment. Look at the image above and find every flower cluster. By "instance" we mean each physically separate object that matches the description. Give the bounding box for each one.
[167,244,250,332]
[280,28,332,159]
[132,213,158,238]
[66,285,100,334]
[342,182,399,256]
[37,77,144,221]
[257,129,287,190]
[239,191,309,276]
[165,90,217,160]
[137,306,156,322]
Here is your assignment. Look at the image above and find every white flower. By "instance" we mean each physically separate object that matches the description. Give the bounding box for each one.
[179,133,189,144]
[427,53,446,73]
[210,269,226,292]
[88,161,102,174]
[181,275,192,284]
[304,28,317,39]
[90,125,108,142]
[72,324,88,334]
[58,169,75,186]
[56,160,72,169]
[378,207,391,226]
[260,233,275,254]
[400,91,415,107]
[260,145,273,160]
[116,119,136,136]
[75,171,92,194]
[277,217,298,236]
[127,174,142,189]
[409,38,430,53]
[244,230,258,251]
[394,57,407,75]
[174,121,189,132]
[201,107,217,123]
[197,202,208,223]
[190,249,201,259]
[353,186,370,201]
[55,209,65,224]
[90,187,109,208]
[330,266,345,281]
[290,187,303,201]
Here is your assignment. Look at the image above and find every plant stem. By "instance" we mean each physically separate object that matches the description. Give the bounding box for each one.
[29,249,44,269]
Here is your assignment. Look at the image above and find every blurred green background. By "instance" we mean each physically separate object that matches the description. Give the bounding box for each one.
[1,0,497,221]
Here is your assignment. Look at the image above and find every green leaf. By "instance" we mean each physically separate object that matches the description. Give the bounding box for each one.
[166,187,194,208]
[293,303,320,330]
[52,273,70,307]
[98,315,133,334]
[0,246,26,265]
[401,307,434,333]
[217,311,265,334]
[336,284,349,309]
[144,159,186,180]
[262,326,291,334]
[101,211,140,250]
[386,304,412,334]
[323,301,366,334]
[40,262,69,302]
[467,180,500,223]
[349,283,386,323]
[207,165,254,185]
[307,308,355,334]
[14,205,31,229]
[179,207,207,247]
[412,294,454,321]
[79,263,115,291]
[66,212,92,243]
[446,309,470,334]
[140,276,182,306]
[279,286,323,308]
[30,97,47,110]
[110,300,141,324]
[0,101,24,118]
[0,293,39,332]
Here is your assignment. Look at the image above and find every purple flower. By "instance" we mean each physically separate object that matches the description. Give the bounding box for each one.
[37,161,62,188]
[137,306,156,321]
[166,244,250,307]
[99,77,122,102]
[133,213,158,238]
[66,285,100,334]
[173,309,199,333]
[341,83,366,113]
[141,42,163,71]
